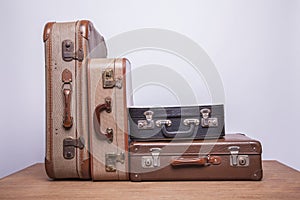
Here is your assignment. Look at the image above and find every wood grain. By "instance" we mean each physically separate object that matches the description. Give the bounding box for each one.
[0,161,299,200]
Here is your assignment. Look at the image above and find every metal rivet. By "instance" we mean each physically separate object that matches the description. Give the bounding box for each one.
[134,174,138,178]
[135,147,138,152]
[66,152,72,158]
[254,173,257,177]
[65,41,71,48]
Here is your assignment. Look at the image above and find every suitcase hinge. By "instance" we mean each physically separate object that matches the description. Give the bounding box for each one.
[200,108,218,128]
[142,148,161,168]
[63,137,85,159]
[102,68,122,89]
[105,152,125,172]
[62,40,84,62]
[138,111,155,129]
[228,146,249,167]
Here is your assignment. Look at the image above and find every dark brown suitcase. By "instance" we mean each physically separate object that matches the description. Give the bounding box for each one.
[129,133,263,181]
[129,104,225,141]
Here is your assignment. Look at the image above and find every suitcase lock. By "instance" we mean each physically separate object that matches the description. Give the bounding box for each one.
[62,40,84,62]
[200,108,218,128]
[105,152,125,172]
[137,111,154,129]
[142,148,161,168]
[63,137,85,159]
[228,146,249,167]
[102,68,122,89]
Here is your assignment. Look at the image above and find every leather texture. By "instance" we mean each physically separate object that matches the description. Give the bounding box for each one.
[129,133,263,181]
[87,58,131,180]
[44,20,107,179]
[129,105,225,141]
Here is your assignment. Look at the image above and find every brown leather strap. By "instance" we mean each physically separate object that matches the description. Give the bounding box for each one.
[62,69,73,129]
[171,156,221,167]
[93,97,113,142]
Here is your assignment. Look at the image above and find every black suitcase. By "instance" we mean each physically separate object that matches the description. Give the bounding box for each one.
[129,104,225,141]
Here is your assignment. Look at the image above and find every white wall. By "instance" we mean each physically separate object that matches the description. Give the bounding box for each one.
[0,0,299,178]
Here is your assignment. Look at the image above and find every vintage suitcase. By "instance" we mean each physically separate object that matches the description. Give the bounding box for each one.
[44,20,107,179]
[87,58,132,180]
[129,105,225,141]
[129,133,263,181]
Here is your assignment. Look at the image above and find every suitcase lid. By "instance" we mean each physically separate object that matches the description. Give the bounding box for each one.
[129,133,262,155]
[128,104,224,119]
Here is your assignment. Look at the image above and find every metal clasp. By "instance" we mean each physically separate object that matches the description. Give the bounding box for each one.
[200,108,218,128]
[228,146,249,167]
[142,148,161,168]
[63,137,85,159]
[105,152,125,172]
[137,111,154,129]
[102,68,122,89]
[62,40,84,62]
[155,119,172,127]
[183,119,200,126]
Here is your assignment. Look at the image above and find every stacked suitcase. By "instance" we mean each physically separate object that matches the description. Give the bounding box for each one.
[128,106,262,181]
[44,20,263,181]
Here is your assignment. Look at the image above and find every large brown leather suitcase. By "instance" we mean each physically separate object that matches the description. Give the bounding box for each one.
[129,133,263,181]
[87,58,132,180]
[44,20,107,179]
[129,105,225,141]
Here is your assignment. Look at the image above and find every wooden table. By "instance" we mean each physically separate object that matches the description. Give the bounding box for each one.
[0,160,299,199]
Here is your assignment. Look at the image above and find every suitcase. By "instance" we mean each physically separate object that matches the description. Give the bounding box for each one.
[129,133,263,181]
[44,20,107,179]
[87,58,132,180]
[129,105,225,141]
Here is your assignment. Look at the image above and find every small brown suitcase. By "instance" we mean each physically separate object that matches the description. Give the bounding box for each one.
[44,20,107,179]
[87,58,132,180]
[129,133,263,181]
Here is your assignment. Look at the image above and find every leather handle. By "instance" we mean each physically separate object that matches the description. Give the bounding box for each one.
[63,87,73,128]
[171,156,221,167]
[62,69,73,129]
[93,97,113,142]
[161,123,196,138]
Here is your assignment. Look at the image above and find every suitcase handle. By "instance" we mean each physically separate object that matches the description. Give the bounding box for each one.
[93,97,113,143]
[160,122,196,138]
[62,69,73,129]
[62,86,73,128]
[171,156,221,166]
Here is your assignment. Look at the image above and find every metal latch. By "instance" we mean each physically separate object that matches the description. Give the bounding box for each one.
[63,137,85,159]
[155,119,172,127]
[228,146,249,167]
[102,68,122,89]
[142,148,161,168]
[138,111,155,129]
[200,108,218,128]
[105,152,125,172]
[183,119,200,126]
[62,40,84,62]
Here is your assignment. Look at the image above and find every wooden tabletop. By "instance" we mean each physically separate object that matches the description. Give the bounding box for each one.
[0,160,299,200]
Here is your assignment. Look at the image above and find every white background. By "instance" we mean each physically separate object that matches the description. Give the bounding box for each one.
[0,0,299,178]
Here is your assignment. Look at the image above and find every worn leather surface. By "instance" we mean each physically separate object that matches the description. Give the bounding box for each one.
[129,133,263,181]
[129,105,225,141]
[88,58,130,180]
[44,20,107,179]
